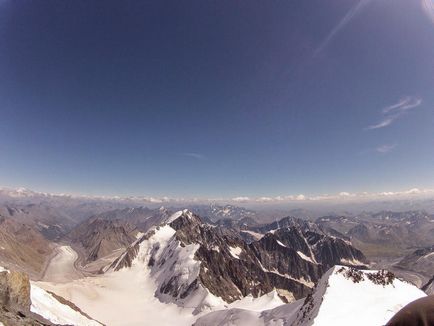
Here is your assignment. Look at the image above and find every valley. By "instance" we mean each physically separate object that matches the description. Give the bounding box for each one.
[41,245,83,283]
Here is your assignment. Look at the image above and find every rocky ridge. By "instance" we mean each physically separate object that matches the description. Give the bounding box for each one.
[109,210,367,310]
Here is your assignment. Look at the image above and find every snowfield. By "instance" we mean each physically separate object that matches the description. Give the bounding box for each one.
[35,216,285,325]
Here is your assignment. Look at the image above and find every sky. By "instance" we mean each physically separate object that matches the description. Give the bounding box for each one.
[0,0,433,199]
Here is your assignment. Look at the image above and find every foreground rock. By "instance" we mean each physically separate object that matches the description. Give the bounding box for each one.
[386,295,434,326]
[0,267,102,326]
[0,269,52,325]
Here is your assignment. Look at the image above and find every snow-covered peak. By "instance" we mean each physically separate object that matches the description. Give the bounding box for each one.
[165,209,195,224]
[293,265,426,326]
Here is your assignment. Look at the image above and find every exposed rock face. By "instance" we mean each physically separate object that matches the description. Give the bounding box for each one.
[249,217,366,267]
[171,213,314,303]
[422,276,434,295]
[83,206,173,232]
[0,271,31,313]
[0,204,77,241]
[68,207,174,263]
[395,246,434,282]
[110,210,367,308]
[68,217,137,263]
[0,270,53,325]
[0,216,54,277]
[317,210,434,258]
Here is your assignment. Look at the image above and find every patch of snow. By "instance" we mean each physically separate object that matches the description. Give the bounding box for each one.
[297,251,316,264]
[229,246,243,259]
[165,210,184,223]
[240,230,264,240]
[227,290,283,312]
[340,258,365,266]
[256,261,314,288]
[276,240,287,247]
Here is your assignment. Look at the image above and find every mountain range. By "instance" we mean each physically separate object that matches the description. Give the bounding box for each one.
[0,189,433,325]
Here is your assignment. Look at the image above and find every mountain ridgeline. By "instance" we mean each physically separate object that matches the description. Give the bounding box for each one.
[109,210,367,307]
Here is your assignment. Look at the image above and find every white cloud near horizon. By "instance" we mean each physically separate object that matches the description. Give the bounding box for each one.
[2,186,434,205]
[232,196,251,203]
[366,96,422,130]
[314,0,372,56]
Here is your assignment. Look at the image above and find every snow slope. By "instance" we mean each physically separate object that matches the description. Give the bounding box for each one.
[295,266,426,326]
[194,298,303,326]
[30,284,101,325]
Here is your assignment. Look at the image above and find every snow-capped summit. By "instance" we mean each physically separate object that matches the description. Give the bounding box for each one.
[165,209,197,224]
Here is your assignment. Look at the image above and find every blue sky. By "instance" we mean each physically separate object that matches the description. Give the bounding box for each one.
[0,0,433,198]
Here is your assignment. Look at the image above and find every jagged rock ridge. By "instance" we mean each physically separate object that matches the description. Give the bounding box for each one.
[109,210,367,309]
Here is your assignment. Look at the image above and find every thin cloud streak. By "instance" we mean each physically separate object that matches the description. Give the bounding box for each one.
[314,0,372,56]
[366,96,422,130]
[366,118,394,130]
[376,144,396,154]
[182,152,206,160]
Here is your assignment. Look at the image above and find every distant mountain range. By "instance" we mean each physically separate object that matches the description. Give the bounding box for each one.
[0,192,434,325]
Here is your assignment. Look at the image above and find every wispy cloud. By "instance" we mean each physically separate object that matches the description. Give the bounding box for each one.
[366,96,422,130]
[376,144,396,154]
[366,118,394,130]
[182,152,206,160]
[382,96,422,114]
[422,0,434,24]
[314,0,372,56]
